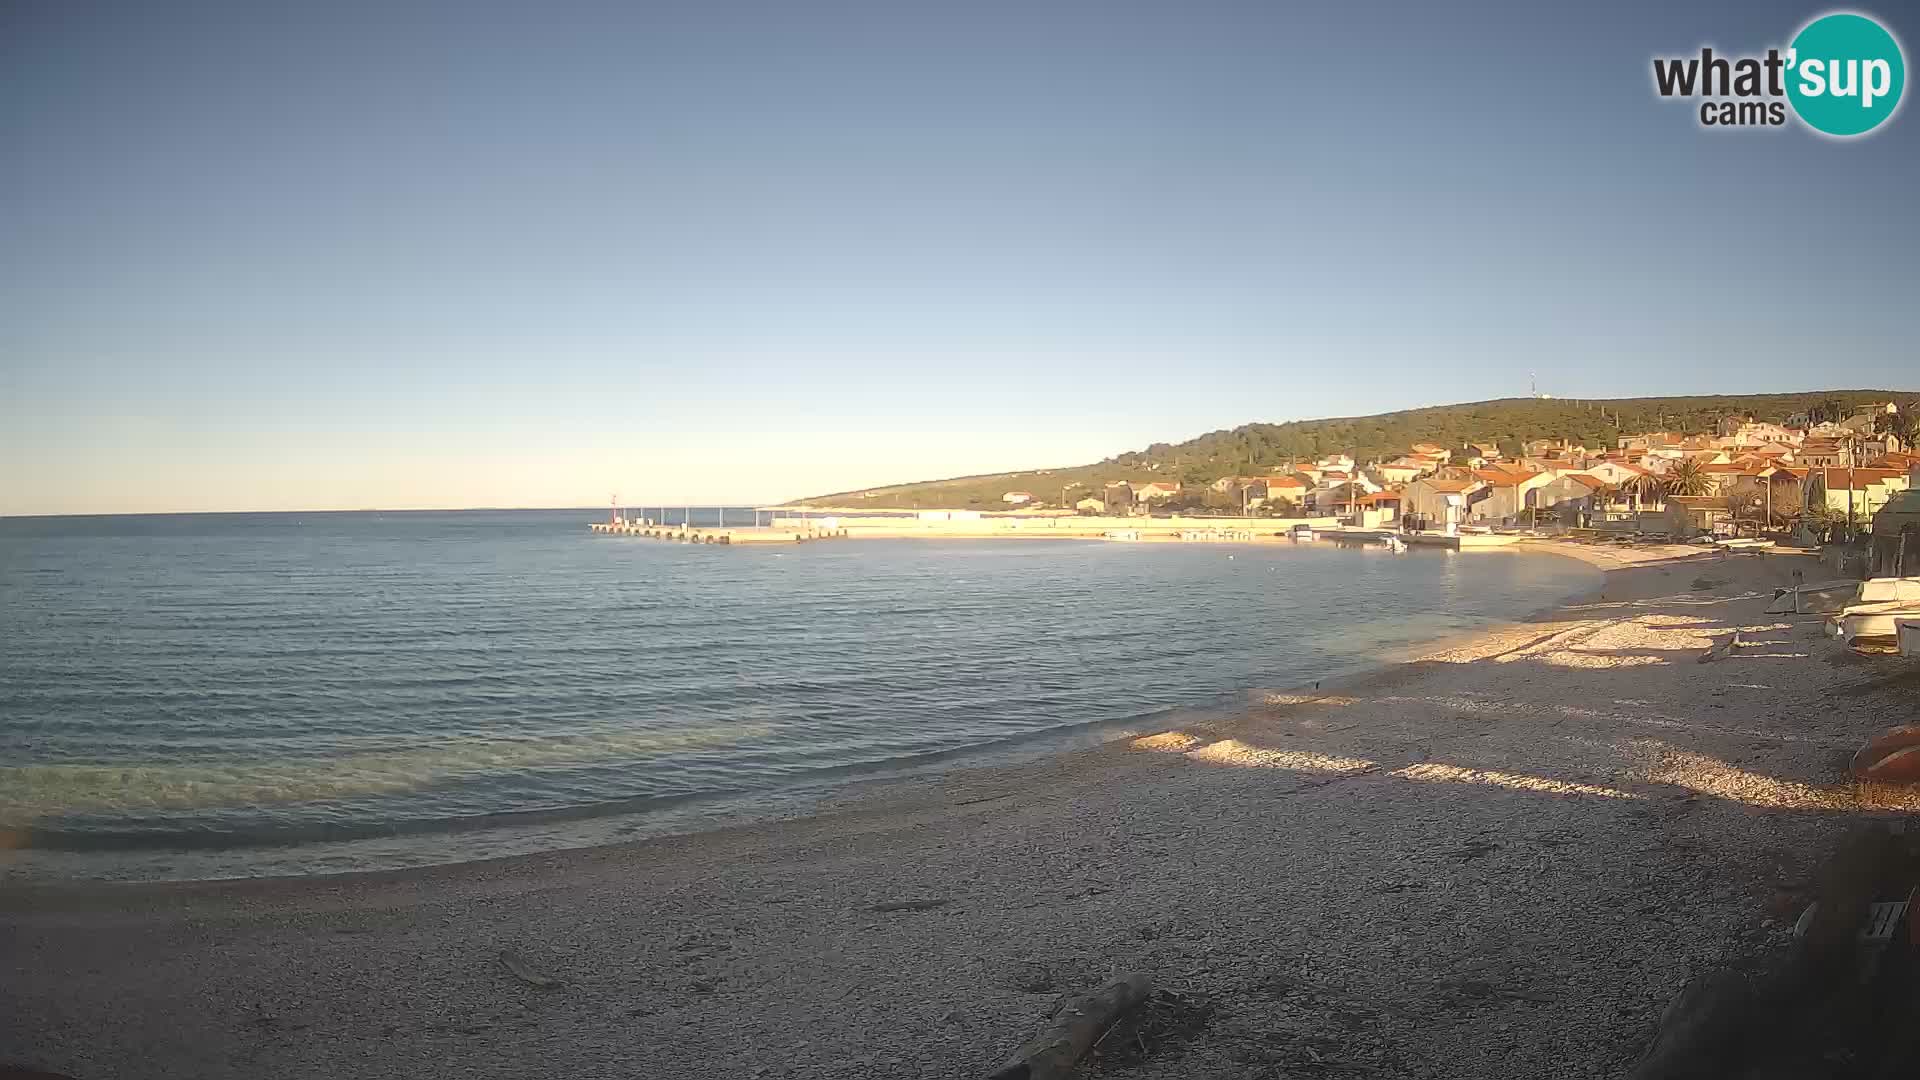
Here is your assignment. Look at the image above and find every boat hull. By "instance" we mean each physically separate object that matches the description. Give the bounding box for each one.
[1830,601,1920,649]
[1858,576,1920,605]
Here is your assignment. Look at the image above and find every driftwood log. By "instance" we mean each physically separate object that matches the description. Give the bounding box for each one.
[987,973,1153,1080]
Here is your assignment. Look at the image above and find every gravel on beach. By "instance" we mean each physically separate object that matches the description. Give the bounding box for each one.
[4,542,1916,1080]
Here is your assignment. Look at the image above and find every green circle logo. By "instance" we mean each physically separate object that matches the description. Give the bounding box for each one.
[1786,12,1906,136]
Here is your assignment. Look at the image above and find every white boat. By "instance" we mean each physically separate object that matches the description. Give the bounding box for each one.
[1288,525,1315,542]
[1857,576,1920,604]
[1714,538,1774,551]
[1829,600,1920,649]
[1899,619,1920,658]
[1381,535,1408,553]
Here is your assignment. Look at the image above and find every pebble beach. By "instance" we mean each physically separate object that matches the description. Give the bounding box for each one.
[4,541,1915,1080]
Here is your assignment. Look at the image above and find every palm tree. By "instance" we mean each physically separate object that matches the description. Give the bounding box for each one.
[1626,472,1666,509]
[1663,457,1714,498]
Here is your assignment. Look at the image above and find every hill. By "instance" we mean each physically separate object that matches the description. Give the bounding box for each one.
[794,390,1912,510]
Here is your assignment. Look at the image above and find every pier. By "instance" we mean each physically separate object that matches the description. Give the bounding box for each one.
[591,501,853,545]
[588,504,1536,549]
[589,520,850,545]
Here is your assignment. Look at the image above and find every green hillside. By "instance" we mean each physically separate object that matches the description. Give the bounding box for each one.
[796,390,1913,510]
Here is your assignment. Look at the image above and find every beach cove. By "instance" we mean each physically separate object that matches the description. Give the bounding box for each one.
[0,512,1597,880]
[5,541,1918,1079]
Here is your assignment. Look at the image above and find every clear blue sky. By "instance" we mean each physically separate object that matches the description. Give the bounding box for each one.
[3,1,1915,514]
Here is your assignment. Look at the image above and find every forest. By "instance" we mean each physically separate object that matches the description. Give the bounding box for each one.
[796,390,1915,510]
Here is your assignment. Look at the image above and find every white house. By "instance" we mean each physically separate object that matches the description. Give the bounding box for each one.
[1808,467,1911,527]
[1532,473,1608,516]
[1261,475,1309,506]
[1375,460,1429,484]
[1466,468,1557,524]
[1403,475,1485,529]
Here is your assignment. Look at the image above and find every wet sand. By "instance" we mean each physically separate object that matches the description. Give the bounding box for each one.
[4,542,1915,1080]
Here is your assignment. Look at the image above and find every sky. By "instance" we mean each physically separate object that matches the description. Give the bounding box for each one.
[3,0,1917,515]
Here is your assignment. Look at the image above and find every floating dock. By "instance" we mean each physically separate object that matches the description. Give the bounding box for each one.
[1324,529,1466,551]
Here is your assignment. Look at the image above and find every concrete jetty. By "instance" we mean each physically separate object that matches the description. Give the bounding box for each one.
[589,521,849,545]
[589,509,1536,550]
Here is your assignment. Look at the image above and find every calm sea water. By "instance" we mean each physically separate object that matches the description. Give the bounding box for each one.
[0,511,1597,879]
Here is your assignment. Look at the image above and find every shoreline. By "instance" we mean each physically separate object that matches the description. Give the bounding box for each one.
[4,540,1600,886]
[0,541,1764,895]
[7,541,1917,1079]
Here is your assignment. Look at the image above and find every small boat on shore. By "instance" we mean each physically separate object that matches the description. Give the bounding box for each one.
[1857,576,1920,604]
[1829,600,1920,651]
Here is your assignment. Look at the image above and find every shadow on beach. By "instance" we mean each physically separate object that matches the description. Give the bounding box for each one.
[3,547,1916,1080]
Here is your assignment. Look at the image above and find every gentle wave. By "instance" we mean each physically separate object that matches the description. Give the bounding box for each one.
[0,721,776,824]
[0,510,1598,871]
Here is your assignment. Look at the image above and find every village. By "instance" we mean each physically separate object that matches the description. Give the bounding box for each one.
[997,400,1918,541]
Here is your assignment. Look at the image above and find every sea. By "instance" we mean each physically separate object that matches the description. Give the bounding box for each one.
[0,510,1599,881]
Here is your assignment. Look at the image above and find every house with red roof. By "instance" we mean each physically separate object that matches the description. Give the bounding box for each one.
[1798,440,1848,468]
[1375,459,1430,484]
[1698,462,1761,494]
[1530,472,1609,521]
[1351,488,1405,527]
[1715,464,1806,523]
[1807,467,1910,528]
[1465,466,1557,524]
[1261,475,1309,503]
[1583,460,1653,488]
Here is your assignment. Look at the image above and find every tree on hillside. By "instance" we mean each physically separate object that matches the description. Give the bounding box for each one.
[1884,405,1918,451]
[1663,458,1714,498]
[793,390,1908,508]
